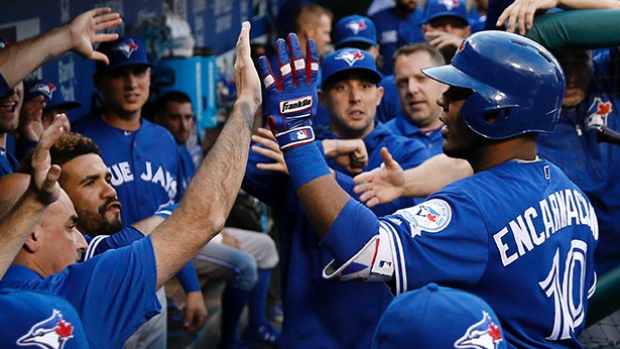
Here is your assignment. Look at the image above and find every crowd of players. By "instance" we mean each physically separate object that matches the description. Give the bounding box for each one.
[0,0,619,348]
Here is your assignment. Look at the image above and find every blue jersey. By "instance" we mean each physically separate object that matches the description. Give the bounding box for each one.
[0,146,17,176]
[537,70,620,275]
[179,144,196,193]
[376,74,401,124]
[371,8,425,75]
[73,113,183,225]
[242,123,429,348]
[0,237,161,349]
[324,159,598,348]
[384,112,444,156]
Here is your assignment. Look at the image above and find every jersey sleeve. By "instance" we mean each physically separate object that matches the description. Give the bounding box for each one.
[382,193,489,295]
[39,236,161,349]
[82,226,145,261]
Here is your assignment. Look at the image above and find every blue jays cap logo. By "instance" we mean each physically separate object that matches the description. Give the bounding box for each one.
[335,49,365,67]
[438,0,461,10]
[455,311,503,349]
[345,19,368,35]
[116,39,139,59]
[31,82,57,99]
[17,309,74,349]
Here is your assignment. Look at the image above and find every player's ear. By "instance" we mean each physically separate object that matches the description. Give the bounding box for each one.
[23,230,41,253]
[318,89,325,106]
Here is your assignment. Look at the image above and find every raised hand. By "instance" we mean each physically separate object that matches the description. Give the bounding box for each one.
[29,114,67,205]
[258,33,320,150]
[496,0,557,35]
[234,22,261,109]
[353,147,405,207]
[66,7,123,64]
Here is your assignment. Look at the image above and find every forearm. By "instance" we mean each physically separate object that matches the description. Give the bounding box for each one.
[285,145,351,238]
[0,190,47,278]
[402,154,472,197]
[153,99,258,288]
[0,26,73,89]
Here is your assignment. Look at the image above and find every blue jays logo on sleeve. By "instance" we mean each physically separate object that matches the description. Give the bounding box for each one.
[17,309,74,349]
[336,49,365,67]
[585,97,612,131]
[345,19,367,35]
[30,82,57,99]
[116,39,139,58]
[394,199,452,237]
[455,311,503,349]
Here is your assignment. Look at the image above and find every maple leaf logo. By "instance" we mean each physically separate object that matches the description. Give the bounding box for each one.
[56,319,74,338]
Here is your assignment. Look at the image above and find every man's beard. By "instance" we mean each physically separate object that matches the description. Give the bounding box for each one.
[77,198,123,237]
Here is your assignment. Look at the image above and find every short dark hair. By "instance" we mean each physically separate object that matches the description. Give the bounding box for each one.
[155,91,193,110]
[17,133,101,174]
[51,133,101,166]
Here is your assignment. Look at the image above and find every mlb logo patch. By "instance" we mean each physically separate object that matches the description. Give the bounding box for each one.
[335,49,365,67]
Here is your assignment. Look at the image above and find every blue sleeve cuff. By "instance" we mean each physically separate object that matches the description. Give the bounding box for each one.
[177,262,201,293]
[284,142,331,190]
[321,198,380,265]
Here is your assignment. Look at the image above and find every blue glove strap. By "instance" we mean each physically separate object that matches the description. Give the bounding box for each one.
[284,143,331,190]
[275,125,316,150]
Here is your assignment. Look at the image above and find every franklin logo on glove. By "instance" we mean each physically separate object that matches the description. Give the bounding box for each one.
[280,97,313,114]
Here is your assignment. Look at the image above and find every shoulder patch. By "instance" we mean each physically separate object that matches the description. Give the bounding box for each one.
[394,199,452,237]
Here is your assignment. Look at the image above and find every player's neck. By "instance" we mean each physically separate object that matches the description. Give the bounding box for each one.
[0,132,6,148]
[467,137,537,173]
[101,107,142,131]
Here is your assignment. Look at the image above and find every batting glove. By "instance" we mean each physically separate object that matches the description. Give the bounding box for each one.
[258,33,320,150]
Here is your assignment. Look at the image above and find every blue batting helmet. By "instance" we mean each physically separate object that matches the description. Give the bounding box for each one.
[422,30,565,139]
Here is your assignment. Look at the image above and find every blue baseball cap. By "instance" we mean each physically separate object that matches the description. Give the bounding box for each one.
[422,0,469,25]
[372,283,507,349]
[0,288,89,349]
[24,79,81,111]
[334,15,378,48]
[321,48,382,88]
[95,36,153,74]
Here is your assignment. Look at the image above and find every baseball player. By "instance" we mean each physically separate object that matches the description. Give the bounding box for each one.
[0,21,261,349]
[244,44,430,348]
[0,8,121,177]
[371,0,425,75]
[71,36,202,347]
[384,43,447,156]
[260,30,598,347]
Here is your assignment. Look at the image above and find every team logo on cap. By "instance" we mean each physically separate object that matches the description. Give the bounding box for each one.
[394,199,451,237]
[31,82,57,99]
[345,19,368,35]
[0,38,9,50]
[455,311,503,349]
[116,39,139,58]
[585,97,612,131]
[17,309,74,349]
[438,0,461,10]
[335,49,365,67]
